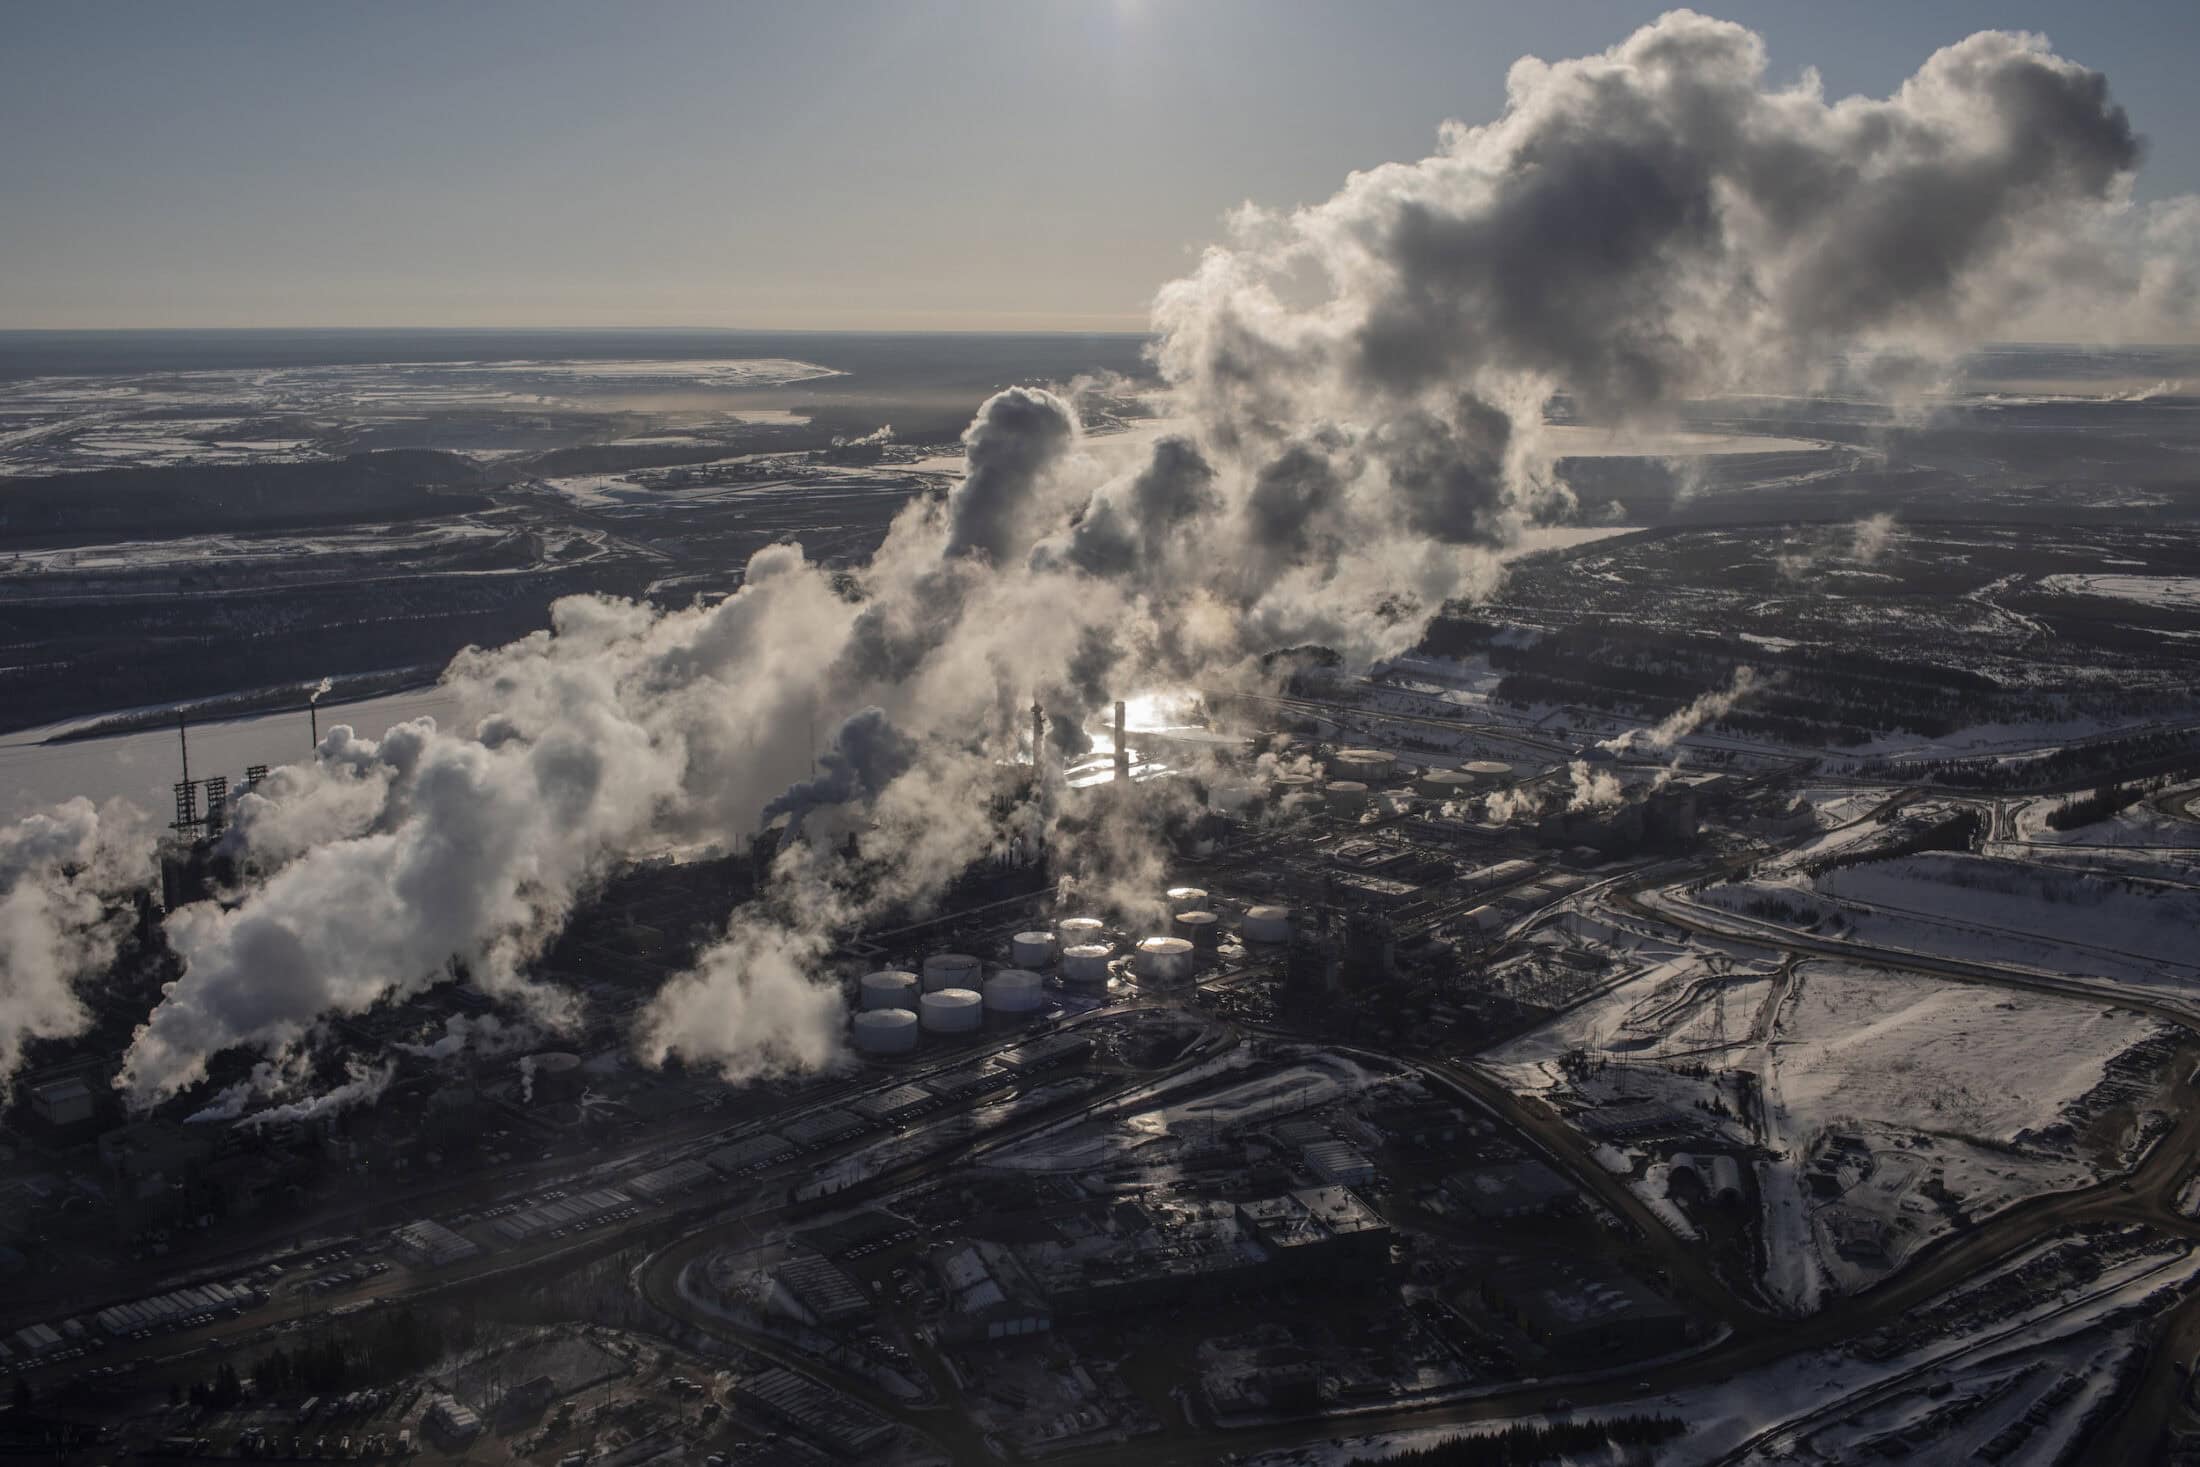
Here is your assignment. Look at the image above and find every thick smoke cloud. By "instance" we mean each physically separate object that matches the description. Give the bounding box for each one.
[6,13,2187,1109]
[759,708,918,835]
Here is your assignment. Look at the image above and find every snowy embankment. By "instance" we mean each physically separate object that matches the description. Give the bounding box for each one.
[1693,852,2200,1001]
[2009,784,2200,850]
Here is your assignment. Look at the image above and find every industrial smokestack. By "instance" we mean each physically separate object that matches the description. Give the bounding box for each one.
[1031,698,1045,770]
[1113,700,1129,782]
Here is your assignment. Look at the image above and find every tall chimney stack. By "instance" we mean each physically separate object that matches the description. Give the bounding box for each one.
[1113,700,1129,782]
[1031,698,1046,769]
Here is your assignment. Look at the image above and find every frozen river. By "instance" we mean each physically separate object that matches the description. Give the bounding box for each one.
[1,684,465,820]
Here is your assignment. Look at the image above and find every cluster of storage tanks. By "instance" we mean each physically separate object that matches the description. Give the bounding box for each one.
[849,950,1052,1056]
[1264,747,1514,820]
[848,882,1315,1057]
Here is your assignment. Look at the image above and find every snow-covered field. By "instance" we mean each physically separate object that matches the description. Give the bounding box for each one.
[1489,937,2169,1311]
[1797,786,1892,829]
[2038,571,2200,608]
[1697,853,2200,1002]
[2009,788,2200,849]
[1770,964,2157,1147]
[0,356,841,474]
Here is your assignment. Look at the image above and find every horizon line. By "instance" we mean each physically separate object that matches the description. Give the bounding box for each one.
[0,323,1160,338]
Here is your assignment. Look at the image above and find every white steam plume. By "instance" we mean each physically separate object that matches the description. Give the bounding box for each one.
[393,1013,536,1062]
[233,1061,393,1130]
[1601,667,1762,757]
[0,799,154,1096]
[1566,761,1626,813]
[2,13,2175,1110]
[1775,513,1900,579]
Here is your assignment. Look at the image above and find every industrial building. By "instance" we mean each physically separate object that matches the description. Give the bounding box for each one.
[707,1132,796,1173]
[851,1084,935,1125]
[772,1253,871,1326]
[93,1279,264,1337]
[1233,1187,1391,1275]
[782,1109,866,1149]
[993,1033,1092,1075]
[1480,1256,1691,1361]
[393,1218,482,1269]
[734,1368,895,1455]
[931,1240,1052,1342]
[1301,1139,1378,1188]
[491,1187,634,1243]
[626,1158,716,1201]
[26,1076,97,1130]
[1443,1160,1580,1221]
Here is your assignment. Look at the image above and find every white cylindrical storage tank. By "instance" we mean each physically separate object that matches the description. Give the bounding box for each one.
[1464,759,1515,786]
[1271,772,1317,796]
[1330,747,1394,781]
[921,952,981,993]
[1062,943,1114,984]
[1207,781,1260,813]
[1417,767,1479,800]
[1325,780,1370,815]
[920,988,984,1034]
[1056,916,1105,947]
[1243,905,1293,944]
[984,969,1047,1015]
[1011,931,1059,969]
[852,1007,920,1056]
[1279,790,1323,821]
[859,970,920,1011]
[1166,886,1209,915]
[1174,910,1221,950]
[1134,936,1196,983]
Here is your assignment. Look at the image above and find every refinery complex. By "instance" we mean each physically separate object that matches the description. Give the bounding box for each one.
[14,6,2200,1460]
[23,661,2175,1466]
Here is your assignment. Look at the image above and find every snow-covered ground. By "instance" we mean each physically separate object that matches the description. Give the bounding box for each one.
[2009,787,2200,849]
[0,356,840,474]
[1695,853,2200,1003]
[1245,1236,2196,1467]
[1834,713,2175,764]
[1488,934,2168,1311]
[2038,571,2200,608]
[1770,963,2158,1147]
[1797,785,1893,829]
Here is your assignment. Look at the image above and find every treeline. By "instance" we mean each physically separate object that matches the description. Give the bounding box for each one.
[1346,1414,1687,1465]
[1807,808,1983,875]
[1473,624,1997,745]
[240,1308,445,1401]
[1866,727,2200,792]
[0,450,490,547]
[2045,780,2155,831]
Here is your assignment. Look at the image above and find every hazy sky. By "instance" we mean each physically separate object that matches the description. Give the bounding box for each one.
[5,0,2196,331]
